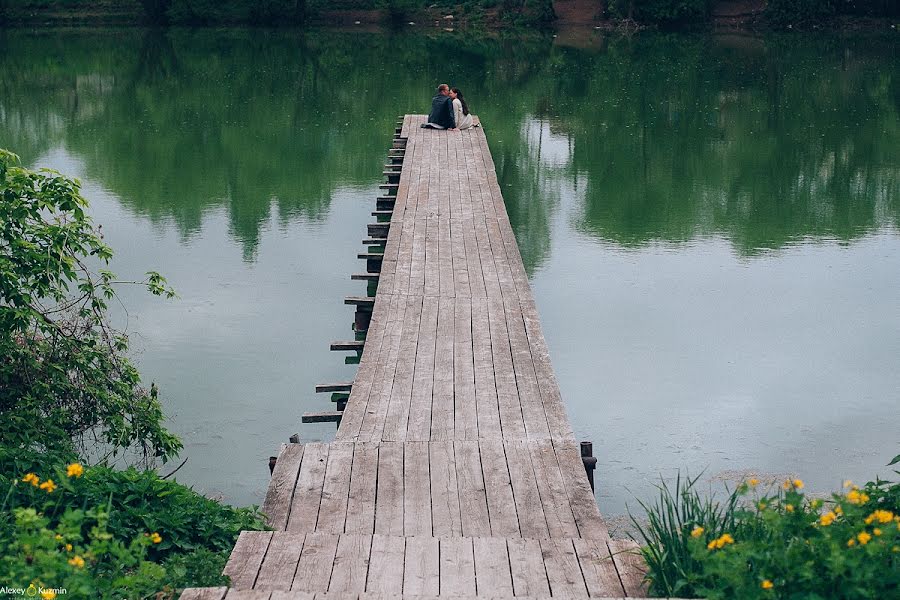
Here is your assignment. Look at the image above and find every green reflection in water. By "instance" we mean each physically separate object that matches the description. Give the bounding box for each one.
[3,29,895,266]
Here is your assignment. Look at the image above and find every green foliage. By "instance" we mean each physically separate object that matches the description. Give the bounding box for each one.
[0,150,180,475]
[765,0,836,25]
[377,0,420,24]
[1,464,268,562]
[633,474,900,598]
[1,506,170,599]
[607,0,710,24]
[1,463,268,596]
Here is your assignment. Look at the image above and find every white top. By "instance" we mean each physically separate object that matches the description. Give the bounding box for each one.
[452,98,474,130]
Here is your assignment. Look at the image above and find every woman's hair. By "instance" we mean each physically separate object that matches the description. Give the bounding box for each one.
[451,88,469,116]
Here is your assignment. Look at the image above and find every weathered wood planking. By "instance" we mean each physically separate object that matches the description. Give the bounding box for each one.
[201,116,642,600]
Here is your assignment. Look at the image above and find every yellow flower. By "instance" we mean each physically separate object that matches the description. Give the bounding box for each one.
[707,540,716,550]
[834,505,843,515]
[810,499,821,509]
[847,490,870,505]
[720,533,734,544]
[819,512,836,526]
[868,510,894,524]
[708,533,735,549]
[785,504,795,513]
[893,546,899,553]
[843,480,853,488]
[22,473,40,487]
[857,532,872,545]
[68,555,85,568]
[41,591,56,600]
[847,539,856,547]
[748,478,760,487]
[782,480,791,490]
[66,463,84,478]
[54,534,63,541]
[761,580,774,590]
[39,479,56,493]
[873,528,882,537]
[149,532,162,544]
[65,543,72,552]
[690,526,704,538]
[793,479,804,489]
[758,502,767,511]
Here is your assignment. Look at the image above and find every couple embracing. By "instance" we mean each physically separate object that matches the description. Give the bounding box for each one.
[421,83,476,131]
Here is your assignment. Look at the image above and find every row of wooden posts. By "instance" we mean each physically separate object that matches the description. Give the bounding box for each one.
[271,119,597,491]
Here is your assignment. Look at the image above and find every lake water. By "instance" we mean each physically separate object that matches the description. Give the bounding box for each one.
[2,28,898,524]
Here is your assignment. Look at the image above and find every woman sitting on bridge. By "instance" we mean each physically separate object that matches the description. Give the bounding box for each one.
[449,87,475,131]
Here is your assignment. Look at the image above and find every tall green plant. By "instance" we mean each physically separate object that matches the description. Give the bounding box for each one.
[0,150,180,474]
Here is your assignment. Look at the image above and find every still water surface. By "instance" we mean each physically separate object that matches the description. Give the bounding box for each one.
[2,28,898,521]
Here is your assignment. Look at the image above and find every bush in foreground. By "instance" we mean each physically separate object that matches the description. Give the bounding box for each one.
[2,463,269,598]
[632,471,900,598]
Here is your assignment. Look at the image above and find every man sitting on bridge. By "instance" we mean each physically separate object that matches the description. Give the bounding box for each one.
[421,83,455,130]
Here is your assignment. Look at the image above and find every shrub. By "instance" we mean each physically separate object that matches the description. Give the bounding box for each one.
[633,473,900,598]
[1,463,269,597]
[0,150,180,476]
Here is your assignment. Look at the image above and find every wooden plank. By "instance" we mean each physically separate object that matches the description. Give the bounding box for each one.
[462,217,486,298]
[365,534,405,595]
[359,294,407,441]
[504,440,550,539]
[223,591,271,600]
[430,297,455,440]
[608,540,649,598]
[429,440,463,537]
[507,537,551,598]
[286,443,329,533]
[574,538,625,598]
[374,442,404,535]
[327,534,371,595]
[407,296,437,441]
[438,215,454,296]
[403,440,432,536]
[454,440,491,537]
[486,297,526,438]
[262,444,304,530]
[178,588,228,600]
[268,592,314,600]
[403,536,439,596]
[255,533,305,592]
[224,531,273,589]
[424,215,440,297]
[529,439,580,538]
[344,442,378,535]
[336,290,391,440]
[540,538,589,597]
[315,442,354,534]
[382,295,423,441]
[453,297,478,440]
[473,537,513,596]
[470,298,501,436]
[502,299,551,438]
[478,439,519,537]
[290,532,339,593]
[555,439,610,540]
[439,537,476,597]
[408,216,427,297]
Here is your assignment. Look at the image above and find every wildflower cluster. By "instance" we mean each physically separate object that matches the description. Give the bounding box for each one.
[635,473,900,599]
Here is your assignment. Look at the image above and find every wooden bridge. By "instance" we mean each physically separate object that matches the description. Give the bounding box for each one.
[182,116,647,600]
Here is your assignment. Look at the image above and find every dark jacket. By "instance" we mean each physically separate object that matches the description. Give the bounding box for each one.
[427,94,455,128]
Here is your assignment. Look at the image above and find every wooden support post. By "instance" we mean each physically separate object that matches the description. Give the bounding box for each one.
[355,308,371,332]
[581,441,597,492]
[289,433,301,443]
[315,382,353,393]
[368,223,389,237]
[330,340,365,352]
[376,198,396,211]
[302,411,343,424]
[351,272,380,281]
